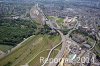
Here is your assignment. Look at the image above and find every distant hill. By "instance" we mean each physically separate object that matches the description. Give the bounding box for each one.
[1,0,100,3]
[66,0,100,2]
[1,0,100,9]
[0,0,34,3]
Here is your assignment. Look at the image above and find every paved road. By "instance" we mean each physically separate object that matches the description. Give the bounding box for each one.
[48,19,79,66]
[30,5,79,66]
[41,41,62,66]
[41,10,79,66]
[30,6,66,66]
[42,19,66,66]
[93,20,100,40]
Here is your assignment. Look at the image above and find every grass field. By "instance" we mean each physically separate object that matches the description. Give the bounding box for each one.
[0,35,61,66]
[47,16,64,22]
[47,16,64,27]
[29,43,62,66]
[29,50,59,66]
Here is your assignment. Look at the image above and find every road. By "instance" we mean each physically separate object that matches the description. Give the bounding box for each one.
[27,49,60,64]
[93,19,100,40]
[41,41,62,66]
[48,18,79,66]
[41,19,66,66]
[30,5,79,66]
[31,5,100,66]
[30,5,66,66]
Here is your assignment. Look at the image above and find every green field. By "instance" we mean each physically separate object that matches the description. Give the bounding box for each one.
[29,50,59,66]
[0,35,61,66]
[56,18,64,23]
[47,16,55,20]
[47,16,64,22]
[47,16,64,26]
[29,42,62,66]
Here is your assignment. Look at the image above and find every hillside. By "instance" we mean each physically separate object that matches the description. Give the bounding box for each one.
[0,35,61,66]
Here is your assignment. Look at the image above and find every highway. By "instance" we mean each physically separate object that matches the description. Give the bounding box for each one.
[29,5,100,66]
[30,5,66,66]
[42,19,67,66]
[48,18,79,66]
[41,41,62,66]
[30,5,78,66]
[93,19,100,40]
